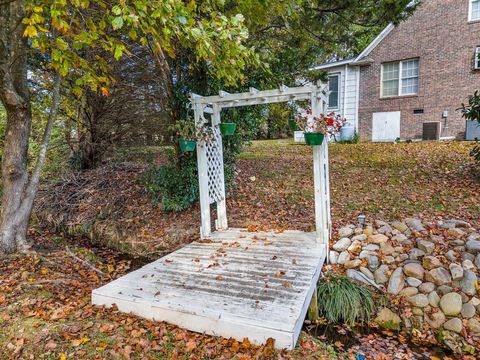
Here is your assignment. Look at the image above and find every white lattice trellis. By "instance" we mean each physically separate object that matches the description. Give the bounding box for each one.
[192,84,330,254]
[206,127,225,204]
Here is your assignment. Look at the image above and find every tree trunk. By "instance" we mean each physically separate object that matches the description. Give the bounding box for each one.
[0,0,31,253]
[0,1,62,253]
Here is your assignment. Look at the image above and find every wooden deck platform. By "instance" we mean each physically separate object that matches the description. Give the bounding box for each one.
[91,229,326,349]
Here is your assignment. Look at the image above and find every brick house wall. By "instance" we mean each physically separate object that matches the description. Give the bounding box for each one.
[358,0,480,140]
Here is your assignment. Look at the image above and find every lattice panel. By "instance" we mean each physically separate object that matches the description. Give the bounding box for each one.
[206,127,225,204]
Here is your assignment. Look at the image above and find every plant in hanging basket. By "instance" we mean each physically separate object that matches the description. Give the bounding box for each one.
[220,122,236,136]
[295,108,346,145]
[170,120,213,152]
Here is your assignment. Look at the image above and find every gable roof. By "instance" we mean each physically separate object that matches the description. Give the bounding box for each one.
[311,23,395,70]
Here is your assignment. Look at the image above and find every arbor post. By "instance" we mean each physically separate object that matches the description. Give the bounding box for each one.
[212,104,228,230]
[194,104,211,238]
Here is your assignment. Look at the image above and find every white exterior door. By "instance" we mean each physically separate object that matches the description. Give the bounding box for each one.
[372,111,401,142]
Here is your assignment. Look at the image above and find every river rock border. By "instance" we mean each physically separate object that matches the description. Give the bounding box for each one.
[329,218,480,355]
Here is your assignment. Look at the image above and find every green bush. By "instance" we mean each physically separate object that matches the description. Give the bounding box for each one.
[461,91,480,166]
[317,273,376,326]
[142,152,199,212]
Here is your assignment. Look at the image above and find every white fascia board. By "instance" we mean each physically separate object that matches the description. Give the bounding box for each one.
[309,59,354,71]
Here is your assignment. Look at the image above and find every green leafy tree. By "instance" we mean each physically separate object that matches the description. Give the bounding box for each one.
[0,0,256,254]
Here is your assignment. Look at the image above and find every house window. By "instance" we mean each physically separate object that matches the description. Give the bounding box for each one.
[475,47,480,69]
[470,0,480,21]
[328,74,339,109]
[381,59,419,98]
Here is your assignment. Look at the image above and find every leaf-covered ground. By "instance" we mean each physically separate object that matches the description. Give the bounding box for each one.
[229,140,479,232]
[2,140,477,358]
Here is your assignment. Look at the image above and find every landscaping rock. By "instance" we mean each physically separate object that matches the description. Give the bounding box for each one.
[462,259,475,270]
[408,294,429,307]
[338,226,354,238]
[475,254,480,269]
[440,293,463,316]
[466,240,480,253]
[347,240,362,254]
[443,318,463,333]
[377,224,393,234]
[423,256,442,270]
[329,251,339,264]
[374,265,389,284]
[419,282,435,293]
[449,263,464,280]
[417,240,435,254]
[406,277,422,287]
[333,238,351,252]
[405,218,425,232]
[392,221,409,233]
[446,228,465,239]
[352,234,367,242]
[461,252,475,262]
[404,263,424,280]
[337,251,350,265]
[457,270,477,296]
[359,267,374,280]
[400,287,419,297]
[427,267,451,286]
[366,255,379,271]
[428,291,441,307]
[380,243,395,255]
[384,256,395,264]
[387,267,405,295]
[344,259,362,269]
[461,303,476,319]
[363,244,379,251]
[467,318,480,333]
[425,311,446,329]
[369,234,389,244]
[437,285,454,295]
[445,250,458,262]
[468,233,480,241]
[409,248,426,260]
[375,308,402,330]
[469,297,480,307]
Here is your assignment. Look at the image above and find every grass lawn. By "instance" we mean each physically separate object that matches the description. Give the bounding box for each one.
[229,140,479,232]
[2,140,478,359]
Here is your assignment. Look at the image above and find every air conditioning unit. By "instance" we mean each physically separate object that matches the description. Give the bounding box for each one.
[422,122,441,141]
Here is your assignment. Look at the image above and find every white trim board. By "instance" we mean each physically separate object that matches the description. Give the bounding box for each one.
[92,229,326,350]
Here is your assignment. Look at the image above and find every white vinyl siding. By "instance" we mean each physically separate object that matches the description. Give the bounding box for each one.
[328,74,340,109]
[470,0,480,21]
[323,65,360,130]
[381,59,419,97]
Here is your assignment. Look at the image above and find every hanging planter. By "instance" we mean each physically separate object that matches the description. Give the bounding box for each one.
[304,132,325,146]
[179,138,196,152]
[220,123,236,136]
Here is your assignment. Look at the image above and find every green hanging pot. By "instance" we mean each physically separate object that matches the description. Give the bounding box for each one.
[179,138,196,152]
[288,119,298,131]
[220,123,236,136]
[304,132,325,146]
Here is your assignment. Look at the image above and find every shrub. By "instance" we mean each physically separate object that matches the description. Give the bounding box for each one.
[317,273,376,326]
[461,91,480,166]
[142,152,199,212]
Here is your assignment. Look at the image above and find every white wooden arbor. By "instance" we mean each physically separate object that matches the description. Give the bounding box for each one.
[92,84,332,351]
[191,83,332,246]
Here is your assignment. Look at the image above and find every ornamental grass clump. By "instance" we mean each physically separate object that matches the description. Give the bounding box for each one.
[317,274,376,327]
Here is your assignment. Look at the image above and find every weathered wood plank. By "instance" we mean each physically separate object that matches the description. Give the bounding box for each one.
[92,229,325,350]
